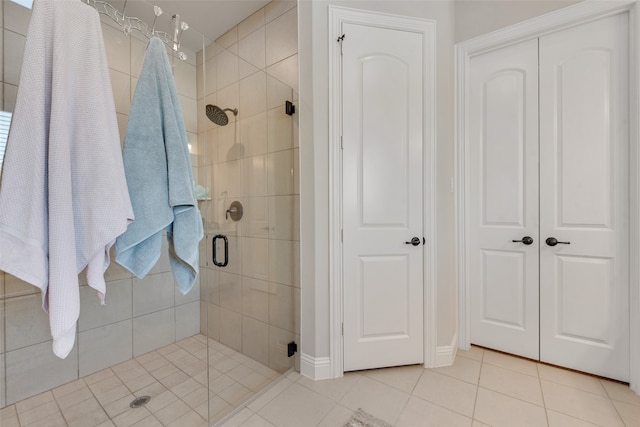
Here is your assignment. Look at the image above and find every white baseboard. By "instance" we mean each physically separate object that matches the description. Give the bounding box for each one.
[300,353,332,380]
[435,332,458,367]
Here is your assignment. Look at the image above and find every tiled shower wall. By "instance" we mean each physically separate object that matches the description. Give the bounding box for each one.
[196,0,300,374]
[0,1,201,407]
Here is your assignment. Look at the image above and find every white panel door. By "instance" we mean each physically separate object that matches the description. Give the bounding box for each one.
[342,22,424,371]
[539,14,629,381]
[468,39,540,359]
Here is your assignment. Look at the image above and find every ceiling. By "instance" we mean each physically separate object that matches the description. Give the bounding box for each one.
[103,0,271,51]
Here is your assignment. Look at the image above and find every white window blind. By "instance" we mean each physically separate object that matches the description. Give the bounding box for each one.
[0,111,12,174]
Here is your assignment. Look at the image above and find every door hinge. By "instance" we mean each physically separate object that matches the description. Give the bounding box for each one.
[287,341,298,358]
[340,136,343,149]
[337,33,345,55]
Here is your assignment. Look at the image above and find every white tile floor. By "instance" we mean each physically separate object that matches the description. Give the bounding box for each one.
[0,335,280,427]
[222,346,640,427]
[2,344,639,426]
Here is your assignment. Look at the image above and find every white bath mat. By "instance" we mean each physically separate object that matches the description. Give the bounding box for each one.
[343,408,394,427]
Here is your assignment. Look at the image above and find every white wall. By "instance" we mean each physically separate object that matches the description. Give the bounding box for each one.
[298,0,585,375]
[298,0,458,368]
[455,0,581,42]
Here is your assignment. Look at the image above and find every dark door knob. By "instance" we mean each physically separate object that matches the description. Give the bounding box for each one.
[404,237,421,246]
[545,237,570,246]
[512,236,534,245]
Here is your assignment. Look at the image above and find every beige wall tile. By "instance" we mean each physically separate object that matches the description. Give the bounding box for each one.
[218,271,242,313]
[242,317,269,367]
[3,1,30,36]
[239,57,261,80]
[215,160,242,198]
[175,276,200,305]
[109,68,131,115]
[5,340,78,405]
[204,57,217,96]
[174,58,197,99]
[207,303,220,341]
[266,54,298,94]
[78,320,133,377]
[176,301,201,341]
[0,353,4,407]
[219,308,241,351]
[269,283,294,333]
[264,1,296,24]
[133,308,175,356]
[130,36,146,78]
[217,49,239,90]
[241,237,269,281]
[239,8,265,40]
[4,293,49,351]
[0,29,4,85]
[242,155,268,197]
[240,71,267,119]
[240,197,269,238]
[133,272,175,317]
[268,326,294,373]
[3,273,38,298]
[267,106,293,152]
[269,239,299,287]
[242,277,269,323]
[265,8,297,67]
[179,94,198,133]
[217,27,238,49]
[268,195,300,241]
[3,30,25,86]
[267,149,296,196]
[239,28,266,71]
[240,112,268,157]
[102,24,130,75]
[79,279,132,332]
[266,75,292,110]
[3,83,17,112]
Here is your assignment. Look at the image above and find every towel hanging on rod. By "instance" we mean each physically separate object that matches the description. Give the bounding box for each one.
[84,0,189,60]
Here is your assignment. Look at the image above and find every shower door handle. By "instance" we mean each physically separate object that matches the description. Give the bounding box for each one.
[212,234,229,267]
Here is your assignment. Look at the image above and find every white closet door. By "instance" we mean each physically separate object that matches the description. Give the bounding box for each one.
[468,39,540,359]
[539,14,629,381]
[342,22,424,371]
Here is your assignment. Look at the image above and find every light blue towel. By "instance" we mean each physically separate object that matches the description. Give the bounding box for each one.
[115,37,203,294]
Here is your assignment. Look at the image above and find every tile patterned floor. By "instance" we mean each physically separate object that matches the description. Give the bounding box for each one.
[223,346,640,427]
[0,334,279,427]
[1,343,639,426]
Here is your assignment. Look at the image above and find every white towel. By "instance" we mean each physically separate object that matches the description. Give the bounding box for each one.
[0,0,134,358]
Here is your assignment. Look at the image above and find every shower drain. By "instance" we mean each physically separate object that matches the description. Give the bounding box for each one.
[129,396,151,408]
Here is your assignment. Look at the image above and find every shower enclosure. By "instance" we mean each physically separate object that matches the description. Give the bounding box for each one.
[0,0,299,425]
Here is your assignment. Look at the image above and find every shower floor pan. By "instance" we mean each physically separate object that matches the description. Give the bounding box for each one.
[1,334,280,426]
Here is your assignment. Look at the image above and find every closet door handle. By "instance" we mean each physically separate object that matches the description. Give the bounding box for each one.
[545,237,570,247]
[512,236,534,245]
[212,234,229,267]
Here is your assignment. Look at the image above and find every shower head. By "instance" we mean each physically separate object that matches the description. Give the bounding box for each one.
[205,104,238,126]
